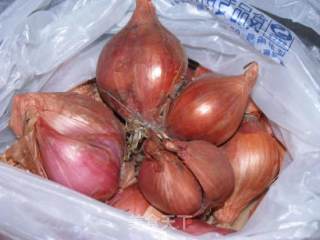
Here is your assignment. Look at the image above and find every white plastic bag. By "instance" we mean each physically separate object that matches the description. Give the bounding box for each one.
[246,0,320,36]
[0,0,320,239]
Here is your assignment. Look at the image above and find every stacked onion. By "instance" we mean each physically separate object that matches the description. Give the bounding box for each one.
[1,0,286,237]
[138,136,235,215]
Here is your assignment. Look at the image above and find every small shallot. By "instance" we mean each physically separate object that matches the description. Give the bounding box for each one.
[138,138,202,215]
[166,62,259,145]
[164,140,235,208]
[138,136,235,215]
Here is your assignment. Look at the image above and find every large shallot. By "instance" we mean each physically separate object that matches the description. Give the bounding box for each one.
[9,93,124,201]
[97,0,187,125]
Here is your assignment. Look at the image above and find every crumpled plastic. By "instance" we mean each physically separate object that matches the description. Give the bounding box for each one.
[247,0,320,36]
[0,0,320,239]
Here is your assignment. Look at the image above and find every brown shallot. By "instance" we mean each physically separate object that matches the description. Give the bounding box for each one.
[97,0,187,124]
[214,120,281,224]
[166,62,259,145]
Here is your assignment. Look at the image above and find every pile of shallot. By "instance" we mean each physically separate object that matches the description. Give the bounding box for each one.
[0,0,285,236]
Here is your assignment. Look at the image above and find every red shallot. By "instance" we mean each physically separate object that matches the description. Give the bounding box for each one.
[10,93,124,201]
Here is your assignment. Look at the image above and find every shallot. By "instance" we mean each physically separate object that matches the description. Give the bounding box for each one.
[97,0,187,124]
[9,93,124,200]
[166,62,259,145]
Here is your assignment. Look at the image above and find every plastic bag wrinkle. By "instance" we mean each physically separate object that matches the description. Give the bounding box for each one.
[0,0,320,239]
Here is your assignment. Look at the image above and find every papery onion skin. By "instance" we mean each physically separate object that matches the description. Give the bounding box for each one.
[224,192,265,231]
[193,65,223,79]
[10,93,124,162]
[70,80,102,102]
[10,93,124,144]
[109,184,150,216]
[214,130,280,224]
[240,117,266,134]
[186,59,220,81]
[96,0,187,124]
[10,93,125,201]
[0,131,44,175]
[244,116,286,166]
[193,65,211,78]
[138,138,202,215]
[186,68,195,82]
[36,118,120,200]
[244,99,275,136]
[164,140,235,208]
[119,161,137,190]
[166,62,259,145]
[244,98,275,136]
[241,115,275,138]
[245,99,261,119]
[259,115,274,136]
[172,218,235,236]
